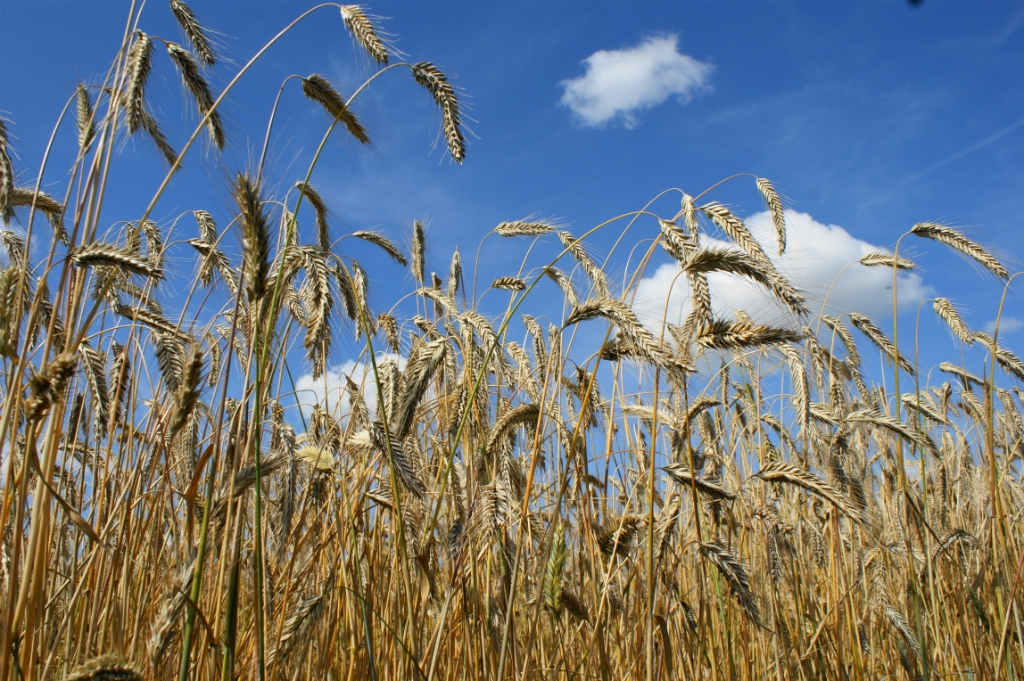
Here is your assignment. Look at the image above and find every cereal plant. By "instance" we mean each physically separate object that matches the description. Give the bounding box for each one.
[0,3,1021,680]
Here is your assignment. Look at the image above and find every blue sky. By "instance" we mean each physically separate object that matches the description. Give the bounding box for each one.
[4,0,1024,391]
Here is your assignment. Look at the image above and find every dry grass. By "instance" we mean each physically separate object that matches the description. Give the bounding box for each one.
[0,4,1023,681]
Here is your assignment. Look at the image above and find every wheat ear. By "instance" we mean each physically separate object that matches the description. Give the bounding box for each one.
[662,463,735,501]
[701,202,771,265]
[695,318,802,350]
[234,174,270,302]
[491,276,526,292]
[302,74,370,144]
[494,219,558,237]
[932,298,972,344]
[849,313,915,375]
[543,524,566,616]
[340,5,389,65]
[859,253,916,270]
[72,244,163,279]
[64,655,143,681]
[699,542,764,628]
[411,62,466,163]
[911,222,1008,279]
[0,120,12,223]
[755,177,786,254]
[353,231,408,266]
[755,460,865,525]
[170,0,215,66]
[166,42,224,149]
[124,31,154,133]
[76,84,96,153]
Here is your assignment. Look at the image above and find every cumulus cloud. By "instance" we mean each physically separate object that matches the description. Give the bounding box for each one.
[634,210,934,331]
[559,35,712,128]
[294,354,405,424]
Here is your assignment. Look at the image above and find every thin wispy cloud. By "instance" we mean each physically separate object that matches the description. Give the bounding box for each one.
[985,316,1024,336]
[909,116,1024,182]
[559,35,712,129]
[634,210,933,330]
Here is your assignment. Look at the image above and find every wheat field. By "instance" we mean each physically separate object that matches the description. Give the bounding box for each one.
[0,3,1021,680]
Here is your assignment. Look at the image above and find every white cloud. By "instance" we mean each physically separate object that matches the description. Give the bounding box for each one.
[294,353,405,425]
[559,35,712,129]
[634,210,934,332]
[985,316,1024,335]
